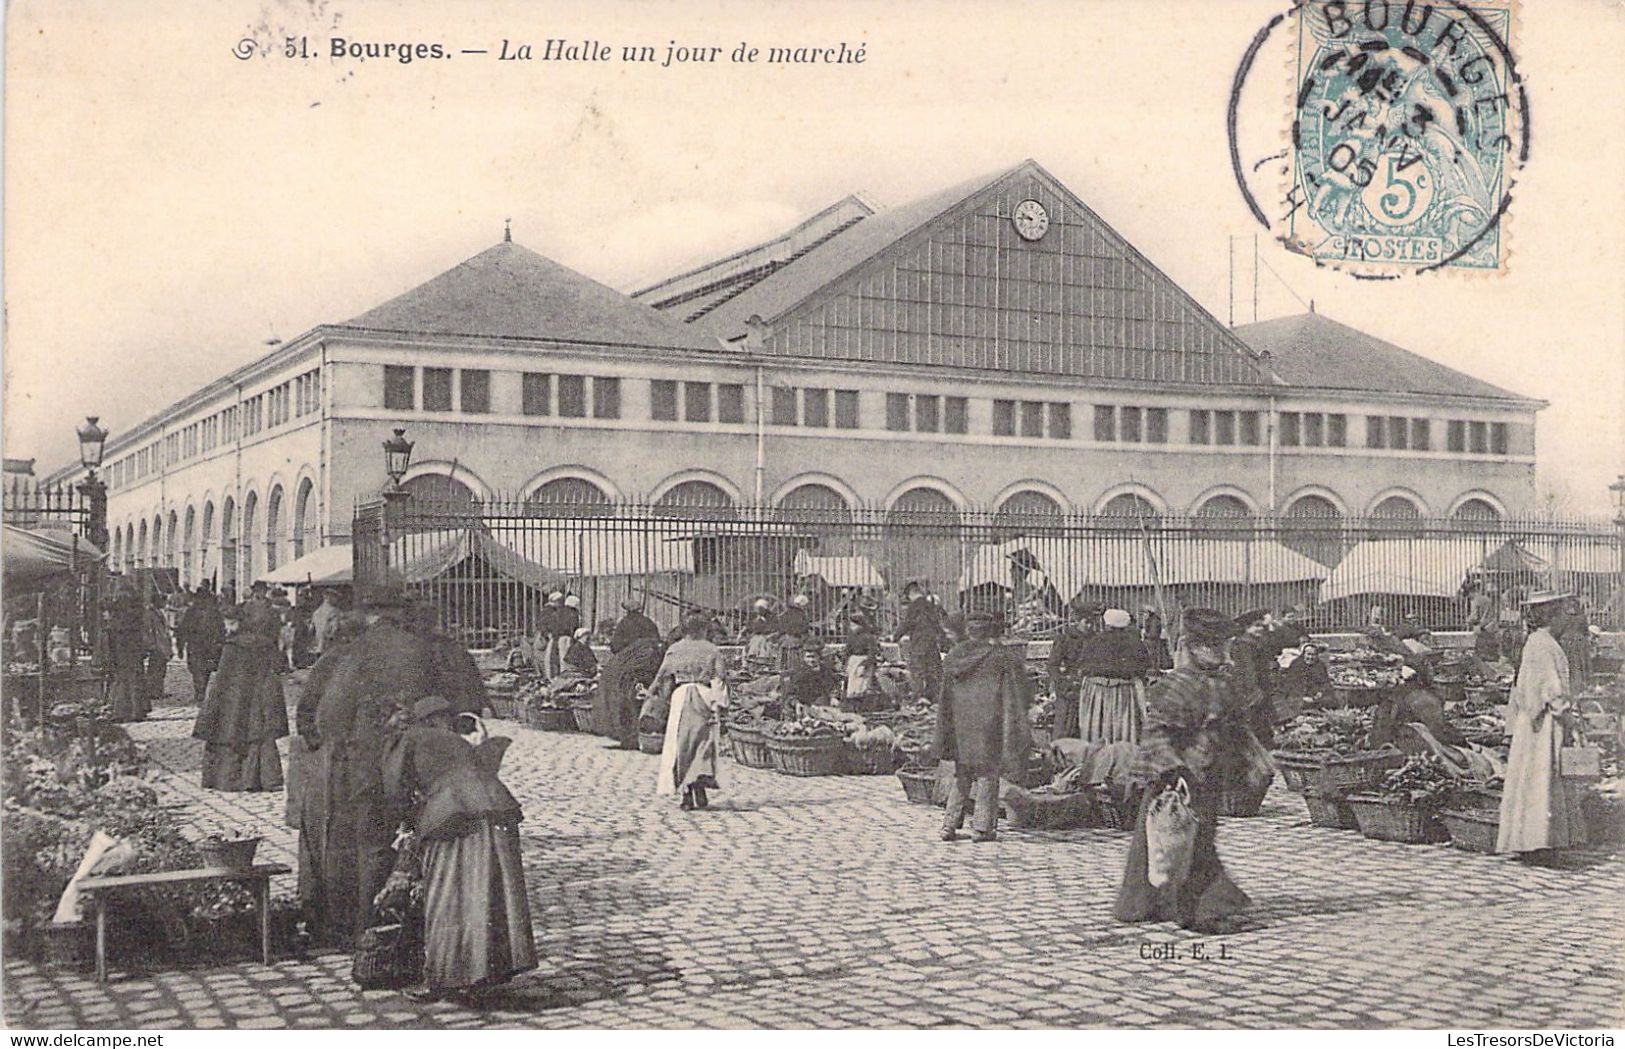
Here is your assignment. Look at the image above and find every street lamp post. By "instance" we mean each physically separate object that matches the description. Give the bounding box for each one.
[378,429,415,594]
[74,416,109,552]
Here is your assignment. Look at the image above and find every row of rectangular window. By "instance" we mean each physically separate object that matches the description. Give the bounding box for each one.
[994,400,1070,439]
[650,380,747,424]
[1448,419,1509,454]
[1093,405,1170,444]
[887,393,971,434]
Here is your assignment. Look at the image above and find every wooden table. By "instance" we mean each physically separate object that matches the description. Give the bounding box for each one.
[75,863,291,982]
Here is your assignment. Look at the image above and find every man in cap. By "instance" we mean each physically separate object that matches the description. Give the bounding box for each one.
[896,580,947,704]
[933,610,1033,843]
[535,592,565,675]
[550,594,583,676]
[774,593,812,674]
[1497,589,1587,859]
[1115,609,1262,932]
[610,597,660,653]
[178,579,227,704]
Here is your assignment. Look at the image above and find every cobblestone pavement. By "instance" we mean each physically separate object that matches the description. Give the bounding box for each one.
[6,664,1623,1029]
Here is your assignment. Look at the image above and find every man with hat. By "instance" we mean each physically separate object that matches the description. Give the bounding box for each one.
[896,580,947,704]
[933,610,1033,842]
[534,592,565,674]
[1115,608,1265,932]
[610,597,660,654]
[1497,589,1587,859]
[774,593,812,674]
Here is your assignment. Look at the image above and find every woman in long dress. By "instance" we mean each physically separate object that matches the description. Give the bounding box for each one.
[1115,609,1270,933]
[378,696,536,1001]
[1078,608,1152,744]
[653,614,729,811]
[1497,592,1587,860]
[192,592,287,791]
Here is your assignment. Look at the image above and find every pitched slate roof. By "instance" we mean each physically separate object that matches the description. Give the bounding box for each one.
[686,165,1020,339]
[338,241,717,351]
[1234,312,1532,402]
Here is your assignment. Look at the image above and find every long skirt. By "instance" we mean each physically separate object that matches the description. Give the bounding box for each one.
[1052,677,1081,739]
[201,740,285,792]
[1079,678,1146,744]
[745,634,776,665]
[420,820,538,991]
[1114,775,1250,931]
[657,683,722,799]
[1497,707,1586,853]
[107,665,145,721]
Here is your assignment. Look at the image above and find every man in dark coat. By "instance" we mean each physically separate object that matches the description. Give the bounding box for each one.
[179,581,227,703]
[1047,612,1092,740]
[610,598,660,653]
[933,611,1033,843]
[103,585,146,721]
[293,597,486,942]
[896,581,947,704]
[1228,609,1277,745]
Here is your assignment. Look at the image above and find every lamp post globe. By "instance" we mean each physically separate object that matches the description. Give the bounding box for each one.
[383,428,414,489]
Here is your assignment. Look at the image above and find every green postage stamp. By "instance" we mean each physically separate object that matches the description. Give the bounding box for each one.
[1285,0,1525,276]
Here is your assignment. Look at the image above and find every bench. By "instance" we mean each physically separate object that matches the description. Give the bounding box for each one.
[74,863,292,981]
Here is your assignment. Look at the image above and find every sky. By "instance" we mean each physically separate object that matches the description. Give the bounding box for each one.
[5,0,1622,512]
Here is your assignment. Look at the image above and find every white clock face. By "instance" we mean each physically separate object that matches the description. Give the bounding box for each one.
[1013,199,1049,241]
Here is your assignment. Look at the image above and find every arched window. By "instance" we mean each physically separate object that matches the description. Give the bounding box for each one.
[1196,494,1251,519]
[165,511,179,568]
[1452,498,1502,525]
[293,479,316,559]
[1282,494,1345,565]
[151,516,165,568]
[1099,493,1162,526]
[776,483,852,527]
[525,477,612,518]
[241,492,259,583]
[124,524,135,571]
[265,486,285,573]
[885,488,961,600]
[1194,493,1253,537]
[111,529,123,570]
[220,497,237,592]
[400,473,479,532]
[1369,495,1423,537]
[653,480,737,522]
[137,520,149,567]
[889,487,959,524]
[181,507,196,586]
[200,502,216,581]
[994,490,1063,536]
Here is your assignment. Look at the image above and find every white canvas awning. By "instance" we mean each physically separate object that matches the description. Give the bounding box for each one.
[2,526,103,586]
[960,536,1327,599]
[259,544,353,586]
[1316,537,1554,603]
[793,549,886,588]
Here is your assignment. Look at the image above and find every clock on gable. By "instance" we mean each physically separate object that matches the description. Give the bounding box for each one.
[1012,199,1049,241]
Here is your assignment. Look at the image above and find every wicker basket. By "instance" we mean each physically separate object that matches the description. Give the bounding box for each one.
[637,731,664,755]
[1313,750,1406,797]
[351,920,423,990]
[42,921,95,972]
[896,766,940,806]
[198,837,261,870]
[728,725,775,768]
[486,695,519,720]
[768,735,847,776]
[1217,781,1270,817]
[1302,791,1359,829]
[1345,793,1450,844]
[1272,750,1328,792]
[844,742,903,775]
[1004,789,1095,830]
[1438,808,1501,854]
[527,706,577,732]
[570,691,598,734]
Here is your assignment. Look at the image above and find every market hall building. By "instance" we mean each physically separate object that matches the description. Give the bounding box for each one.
[47,159,1541,593]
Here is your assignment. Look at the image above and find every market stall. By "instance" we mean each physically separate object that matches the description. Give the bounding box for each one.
[2,525,106,724]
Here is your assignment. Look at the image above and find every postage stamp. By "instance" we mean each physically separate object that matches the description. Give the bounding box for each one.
[1282,0,1525,276]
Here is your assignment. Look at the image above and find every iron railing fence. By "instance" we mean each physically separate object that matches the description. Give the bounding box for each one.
[350,495,1624,648]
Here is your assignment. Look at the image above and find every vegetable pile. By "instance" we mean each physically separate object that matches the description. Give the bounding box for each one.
[1275,708,1376,756]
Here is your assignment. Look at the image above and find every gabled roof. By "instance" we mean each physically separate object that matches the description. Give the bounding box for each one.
[685,164,1021,339]
[1234,312,1534,403]
[338,240,717,352]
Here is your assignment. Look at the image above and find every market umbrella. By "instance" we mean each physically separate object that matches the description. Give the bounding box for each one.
[2,525,103,587]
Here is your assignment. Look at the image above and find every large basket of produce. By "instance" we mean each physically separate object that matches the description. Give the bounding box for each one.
[570,690,598,734]
[844,723,903,775]
[637,731,664,755]
[769,735,847,777]
[1345,793,1450,844]
[486,695,520,721]
[351,917,424,991]
[1438,808,1500,854]
[728,724,775,769]
[527,705,577,732]
[1302,791,1359,829]
[1217,780,1269,817]
[1272,750,1327,793]
[896,765,940,806]
[1003,787,1095,830]
[1313,749,1405,797]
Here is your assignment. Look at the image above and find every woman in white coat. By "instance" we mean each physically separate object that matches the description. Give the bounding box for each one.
[1496,590,1587,860]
